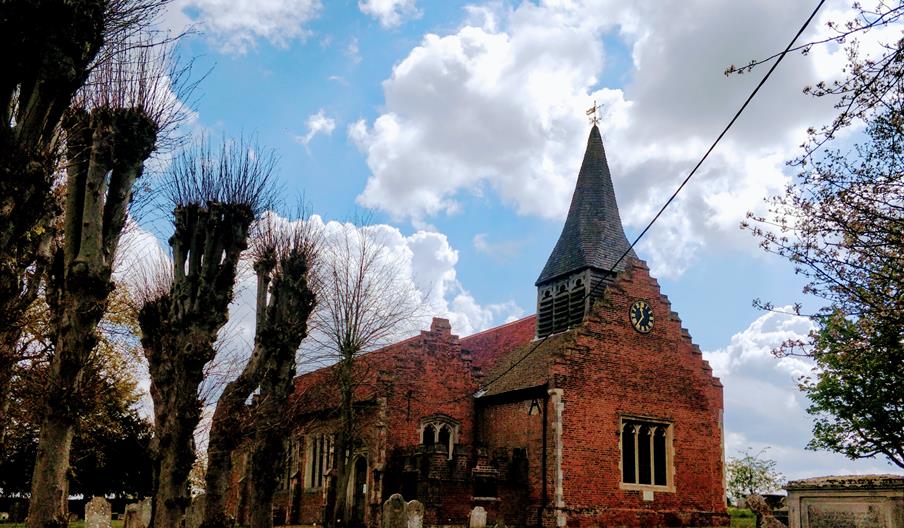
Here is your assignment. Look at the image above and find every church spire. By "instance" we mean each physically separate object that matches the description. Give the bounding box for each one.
[535,124,635,338]
[536,124,635,286]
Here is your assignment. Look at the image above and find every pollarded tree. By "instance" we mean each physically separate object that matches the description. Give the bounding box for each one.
[0,0,174,458]
[203,213,319,528]
[739,3,904,469]
[28,37,193,527]
[137,138,274,528]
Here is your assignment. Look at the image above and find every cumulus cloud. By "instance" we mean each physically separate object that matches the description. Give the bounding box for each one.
[473,233,526,261]
[705,309,903,479]
[359,0,420,28]
[304,215,522,337]
[177,0,322,54]
[296,109,337,148]
[350,0,884,277]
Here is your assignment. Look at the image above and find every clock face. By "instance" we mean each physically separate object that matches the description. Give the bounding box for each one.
[629,300,654,333]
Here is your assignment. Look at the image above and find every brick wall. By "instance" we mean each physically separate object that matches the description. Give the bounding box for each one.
[555,259,728,527]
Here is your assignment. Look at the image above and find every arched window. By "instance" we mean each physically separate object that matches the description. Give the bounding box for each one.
[620,418,673,490]
[438,425,452,456]
[637,425,652,485]
[418,415,460,459]
[422,424,436,445]
[653,427,668,486]
[621,423,635,483]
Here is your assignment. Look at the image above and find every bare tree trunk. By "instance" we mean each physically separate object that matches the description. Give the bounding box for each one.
[205,221,317,527]
[27,415,73,527]
[330,357,355,528]
[147,344,205,528]
[0,4,106,445]
[140,143,273,527]
[29,107,156,527]
[0,332,18,456]
[203,345,264,528]
[143,304,228,528]
[248,336,308,528]
[248,428,283,528]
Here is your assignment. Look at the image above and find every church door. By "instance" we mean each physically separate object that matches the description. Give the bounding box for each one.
[350,456,368,527]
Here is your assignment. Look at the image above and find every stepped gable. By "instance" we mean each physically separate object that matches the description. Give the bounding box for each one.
[290,318,466,415]
[536,124,635,285]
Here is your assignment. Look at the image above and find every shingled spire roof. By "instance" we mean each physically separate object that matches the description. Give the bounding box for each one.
[536,124,635,285]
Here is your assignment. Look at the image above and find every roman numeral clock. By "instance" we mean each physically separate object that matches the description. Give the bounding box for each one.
[630,300,654,333]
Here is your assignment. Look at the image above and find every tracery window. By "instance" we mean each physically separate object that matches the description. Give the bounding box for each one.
[620,418,673,490]
[419,415,460,459]
[281,439,300,490]
[305,433,333,489]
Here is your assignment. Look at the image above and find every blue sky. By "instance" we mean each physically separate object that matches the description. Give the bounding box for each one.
[141,0,903,481]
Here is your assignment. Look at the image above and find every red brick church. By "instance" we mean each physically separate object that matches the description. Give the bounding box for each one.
[229,125,729,527]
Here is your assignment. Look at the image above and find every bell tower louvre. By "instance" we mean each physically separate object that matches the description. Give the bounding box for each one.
[535,124,635,338]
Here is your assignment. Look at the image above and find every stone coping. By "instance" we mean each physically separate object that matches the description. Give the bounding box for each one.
[785,474,904,491]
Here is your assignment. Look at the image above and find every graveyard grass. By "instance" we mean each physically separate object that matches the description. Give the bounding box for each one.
[729,507,755,528]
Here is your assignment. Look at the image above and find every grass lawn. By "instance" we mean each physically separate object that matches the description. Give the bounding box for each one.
[729,507,756,528]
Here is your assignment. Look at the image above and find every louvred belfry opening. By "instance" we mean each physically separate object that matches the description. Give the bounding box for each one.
[535,124,635,338]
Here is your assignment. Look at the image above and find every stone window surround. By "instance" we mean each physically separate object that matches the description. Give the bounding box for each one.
[618,414,676,493]
[418,414,460,460]
[304,432,333,490]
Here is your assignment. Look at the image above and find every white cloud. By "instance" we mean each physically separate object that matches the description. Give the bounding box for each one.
[359,0,420,28]
[296,109,336,148]
[350,0,866,277]
[346,37,362,63]
[306,216,522,337]
[473,233,526,261]
[177,0,322,54]
[705,309,903,480]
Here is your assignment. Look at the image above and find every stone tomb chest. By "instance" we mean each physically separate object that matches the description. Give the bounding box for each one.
[785,475,904,528]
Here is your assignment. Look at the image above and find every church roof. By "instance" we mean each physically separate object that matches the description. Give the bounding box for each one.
[460,314,536,372]
[536,125,635,285]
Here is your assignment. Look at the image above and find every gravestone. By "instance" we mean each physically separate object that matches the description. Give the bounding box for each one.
[124,497,152,528]
[85,496,112,528]
[469,506,487,528]
[185,494,206,528]
[382,494,407,528]
[406,499,424,528]
[785,475,904,528]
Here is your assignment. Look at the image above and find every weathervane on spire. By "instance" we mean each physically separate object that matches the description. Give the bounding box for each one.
[586,100,602,126]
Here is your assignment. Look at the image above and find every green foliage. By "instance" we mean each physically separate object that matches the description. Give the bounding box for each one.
[725,448,784,505]
[0,358,153,497]
[803,310,904,466]
[0,285,153,497]
[728,508,756,528]
[742,2,904,469]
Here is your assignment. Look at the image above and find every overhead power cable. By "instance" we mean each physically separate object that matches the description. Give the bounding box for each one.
[467,0,828,399]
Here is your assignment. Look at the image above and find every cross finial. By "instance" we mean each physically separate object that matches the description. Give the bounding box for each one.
[586,100,602,126]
